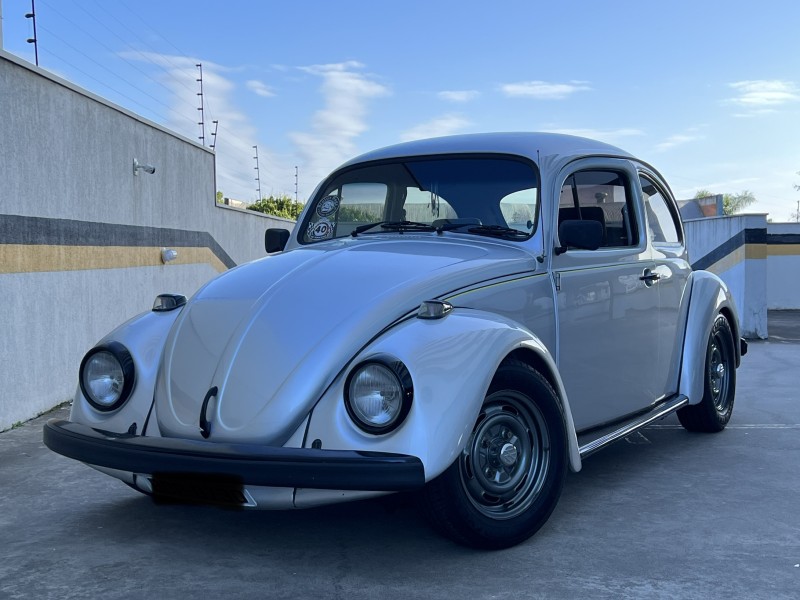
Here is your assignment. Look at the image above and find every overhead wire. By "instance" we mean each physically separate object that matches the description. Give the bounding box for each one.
[83,0,201,99]
[32,12,192,129]
[36,24,197,129]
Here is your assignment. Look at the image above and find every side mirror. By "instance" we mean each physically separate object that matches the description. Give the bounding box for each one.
[557,220,603,253]
[265,228,290,253]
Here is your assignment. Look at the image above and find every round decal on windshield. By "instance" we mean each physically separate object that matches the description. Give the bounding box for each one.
[308,218,333,240]
[316,195,341,218]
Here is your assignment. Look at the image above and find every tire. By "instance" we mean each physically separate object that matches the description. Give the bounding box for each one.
[419,360,568,549]
[678,314,736,433]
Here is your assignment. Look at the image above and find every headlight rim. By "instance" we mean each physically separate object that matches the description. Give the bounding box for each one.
[344,356,413,435]
[79,341,136,412]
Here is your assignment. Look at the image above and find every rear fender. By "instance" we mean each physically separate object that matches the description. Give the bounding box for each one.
[304,308,582,483]
[679,270,741,405]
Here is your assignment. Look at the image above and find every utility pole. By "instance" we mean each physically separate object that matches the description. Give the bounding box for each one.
[295,166,299,208]
[253,145,262,201]
[196,63,205,145]
[25,0,39,66]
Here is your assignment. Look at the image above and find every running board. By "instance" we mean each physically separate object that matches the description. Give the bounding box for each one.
[578,395,689,458]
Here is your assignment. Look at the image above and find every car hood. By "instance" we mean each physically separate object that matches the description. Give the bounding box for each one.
[155,236,536,444]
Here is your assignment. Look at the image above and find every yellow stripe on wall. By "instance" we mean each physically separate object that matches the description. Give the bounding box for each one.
[744,244,767,260]
[704,246,745,276]
[0,245,227,274]
[767,244,800,257]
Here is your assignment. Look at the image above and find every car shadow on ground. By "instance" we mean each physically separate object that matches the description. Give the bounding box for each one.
[65,420,710,559]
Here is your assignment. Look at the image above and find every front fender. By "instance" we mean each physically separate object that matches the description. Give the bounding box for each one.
[679,270,741,405]
[304,308,581,484]
[69,309,183,434]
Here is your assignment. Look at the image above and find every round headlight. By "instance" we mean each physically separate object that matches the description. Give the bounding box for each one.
[79,342,135,412]
[345,359,413,434]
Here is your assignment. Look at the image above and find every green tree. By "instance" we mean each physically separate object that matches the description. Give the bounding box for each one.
[248,195,304,220]
[338,205,381,222]
[216,191,224,203]
[694,189,756,215]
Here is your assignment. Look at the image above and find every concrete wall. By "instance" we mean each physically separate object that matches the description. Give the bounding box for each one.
[0,51,293,430]
[767,222,800,309]
[684,214,768,339]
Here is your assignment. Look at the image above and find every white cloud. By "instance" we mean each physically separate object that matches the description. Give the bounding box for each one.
[541,127,644,144]
[400,114,472,142]
[728,80,799,107]
[437,90,479,103]
[501,80,591,100]
[733,108,779,118]
[655,133,704,152]
[289,62,389,185]
[246,80,275,98]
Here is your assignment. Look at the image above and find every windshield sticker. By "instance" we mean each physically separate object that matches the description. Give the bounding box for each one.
[308,218,333,240]
[316,195,341,218]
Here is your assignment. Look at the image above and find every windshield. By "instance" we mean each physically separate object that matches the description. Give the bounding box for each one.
[300,156,539,243]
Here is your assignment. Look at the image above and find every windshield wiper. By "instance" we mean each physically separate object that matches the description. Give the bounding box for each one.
[351,221,436,237]
[465,225,531,240]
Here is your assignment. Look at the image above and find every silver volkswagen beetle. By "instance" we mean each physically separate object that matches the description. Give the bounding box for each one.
[45,133,746,549]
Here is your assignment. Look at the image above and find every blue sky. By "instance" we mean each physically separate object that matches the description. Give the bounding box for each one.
[2,0,799,219]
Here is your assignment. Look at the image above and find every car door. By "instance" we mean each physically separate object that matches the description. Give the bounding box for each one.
[551,159,660,432]
[638,170,693,399]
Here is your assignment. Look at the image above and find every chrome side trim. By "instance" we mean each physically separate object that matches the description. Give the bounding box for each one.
[578,395,689,458]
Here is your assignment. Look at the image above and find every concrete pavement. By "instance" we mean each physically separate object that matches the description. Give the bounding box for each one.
[1,323,798,599]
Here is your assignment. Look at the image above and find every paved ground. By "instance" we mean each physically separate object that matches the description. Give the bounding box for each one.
[767,310,800,343]
[1,317,798,599]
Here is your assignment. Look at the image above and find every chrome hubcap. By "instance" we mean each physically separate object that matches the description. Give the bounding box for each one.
[500,442,518,467]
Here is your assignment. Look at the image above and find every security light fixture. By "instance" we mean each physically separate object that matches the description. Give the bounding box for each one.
[133,158,156,176]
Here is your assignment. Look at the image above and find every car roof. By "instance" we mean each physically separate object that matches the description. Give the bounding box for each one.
[339,132,634,168]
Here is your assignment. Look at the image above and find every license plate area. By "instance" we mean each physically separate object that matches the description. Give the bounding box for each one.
[150,473,255,508]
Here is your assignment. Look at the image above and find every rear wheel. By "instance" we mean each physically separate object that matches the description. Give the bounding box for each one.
[420,360,567,549]
[678,314,736,432]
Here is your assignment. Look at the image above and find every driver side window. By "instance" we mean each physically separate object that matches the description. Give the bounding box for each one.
[559,170,638,248]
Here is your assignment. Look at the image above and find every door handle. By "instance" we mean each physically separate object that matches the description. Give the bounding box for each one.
[640,269,660,286]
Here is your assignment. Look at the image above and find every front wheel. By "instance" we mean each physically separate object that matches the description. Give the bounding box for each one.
[419,360,567,549]
[678,314,737,432]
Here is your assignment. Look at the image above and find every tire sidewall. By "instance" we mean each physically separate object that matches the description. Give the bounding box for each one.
[704,314,736,426]
[436,362,568,548]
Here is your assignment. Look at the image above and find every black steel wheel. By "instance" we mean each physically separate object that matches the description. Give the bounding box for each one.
[678,314,737,432]
[419,360,567,549]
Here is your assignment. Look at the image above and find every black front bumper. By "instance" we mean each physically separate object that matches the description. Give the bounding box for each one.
[43,419,425,492]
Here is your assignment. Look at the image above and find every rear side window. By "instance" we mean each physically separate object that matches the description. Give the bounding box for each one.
[559,170,638,248]
[639,175,681,244]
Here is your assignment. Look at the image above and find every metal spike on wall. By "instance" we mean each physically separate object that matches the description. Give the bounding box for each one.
[210,120,219,149]
[253,145,262,201]
[25,0,40,66]
[196,63,205,145]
